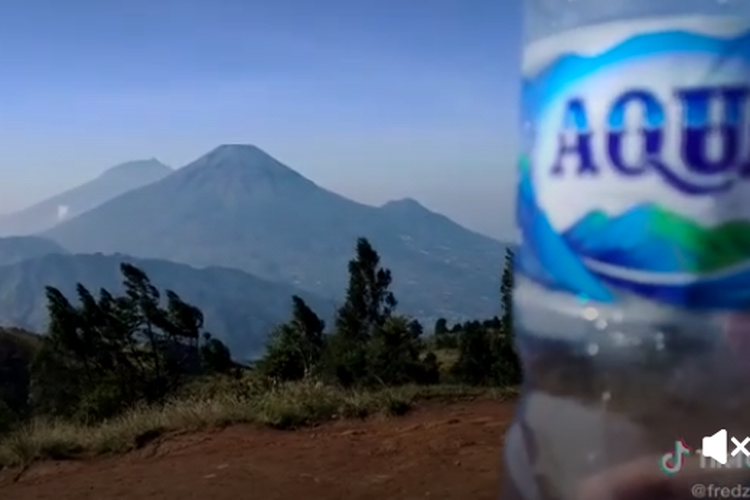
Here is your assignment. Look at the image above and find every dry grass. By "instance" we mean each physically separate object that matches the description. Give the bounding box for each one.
[434,348,460,372]
[0,375,515,468]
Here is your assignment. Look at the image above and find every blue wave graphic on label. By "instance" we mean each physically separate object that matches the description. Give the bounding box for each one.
[518,20,750,309]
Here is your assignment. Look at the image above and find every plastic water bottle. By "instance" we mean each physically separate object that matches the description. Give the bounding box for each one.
[504,1,750,499]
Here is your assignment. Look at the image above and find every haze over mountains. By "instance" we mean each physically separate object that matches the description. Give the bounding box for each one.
[0,236,69,266]
[43,145,508,320]
[0,159,172,236]
[0,144,510,357]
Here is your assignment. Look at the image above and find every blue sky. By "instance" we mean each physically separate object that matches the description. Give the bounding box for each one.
[0,0,521,240]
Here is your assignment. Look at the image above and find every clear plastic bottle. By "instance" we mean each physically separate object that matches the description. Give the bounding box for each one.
[504,1,750,499]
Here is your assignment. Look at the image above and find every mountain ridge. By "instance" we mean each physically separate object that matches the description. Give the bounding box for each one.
[42,144,508,323]
[0,159,172,236]
[98,158,172,182]
[0,236,69,266]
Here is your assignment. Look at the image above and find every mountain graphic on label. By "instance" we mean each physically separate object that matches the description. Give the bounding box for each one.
[515,155,750,308]
[516,156,613,303]
[563,206,750,274]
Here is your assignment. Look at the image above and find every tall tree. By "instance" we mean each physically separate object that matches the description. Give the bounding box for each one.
[500,249,514,337]
[319,238,439,386]
[258,295,326,381]
[159,290,205,377]
[31,263,223,421]
[121,264,165,390]
[434,318,448,335]
[491,249,522,385]
[369,316,429,385]
[334,237,396,342]
[325,238,397,386]
[451,321,493,385]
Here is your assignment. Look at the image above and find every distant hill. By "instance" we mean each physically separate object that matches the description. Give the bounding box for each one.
[0,253,333,359]
[0,159,172,236]
[0,236,68,266]
[42,145,509,323]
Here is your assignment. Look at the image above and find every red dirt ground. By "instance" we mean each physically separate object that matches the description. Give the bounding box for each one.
[0,399,514,500]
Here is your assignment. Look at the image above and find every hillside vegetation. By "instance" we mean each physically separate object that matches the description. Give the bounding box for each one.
[0,251,333,358]
[0,238,519,468]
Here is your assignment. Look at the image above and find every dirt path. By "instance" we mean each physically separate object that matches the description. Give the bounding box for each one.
[1,399,514,500]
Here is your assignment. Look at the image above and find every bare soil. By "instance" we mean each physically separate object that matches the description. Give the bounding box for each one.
[0,399,514,500]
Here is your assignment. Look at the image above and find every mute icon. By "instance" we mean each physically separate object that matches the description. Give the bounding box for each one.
[702,429,728,465]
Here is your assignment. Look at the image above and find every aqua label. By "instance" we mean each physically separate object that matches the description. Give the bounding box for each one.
[517,17,750,309]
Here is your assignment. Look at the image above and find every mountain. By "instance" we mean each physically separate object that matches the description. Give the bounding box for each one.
[0,252,333,359]
[42,144,509,322]
[0,159,172,236]
[0,236,69,266]
[563,204,750,273]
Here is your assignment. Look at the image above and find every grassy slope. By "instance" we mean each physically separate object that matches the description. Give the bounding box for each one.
[0,348,515,468]
[0,327,41,353]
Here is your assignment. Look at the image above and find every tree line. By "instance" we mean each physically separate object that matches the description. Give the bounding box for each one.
[257,238,520,388]
[0,237,520,432]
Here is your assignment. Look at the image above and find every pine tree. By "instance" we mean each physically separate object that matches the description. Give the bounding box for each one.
[491,248,522,385]
[334,237,396,342]
[325,237,396,386]
[500,249,514,337]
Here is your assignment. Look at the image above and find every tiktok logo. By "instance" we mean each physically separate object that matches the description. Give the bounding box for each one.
[660,438,692,475]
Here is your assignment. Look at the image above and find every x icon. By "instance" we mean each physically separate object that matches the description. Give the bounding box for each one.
[731,436,750,457]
